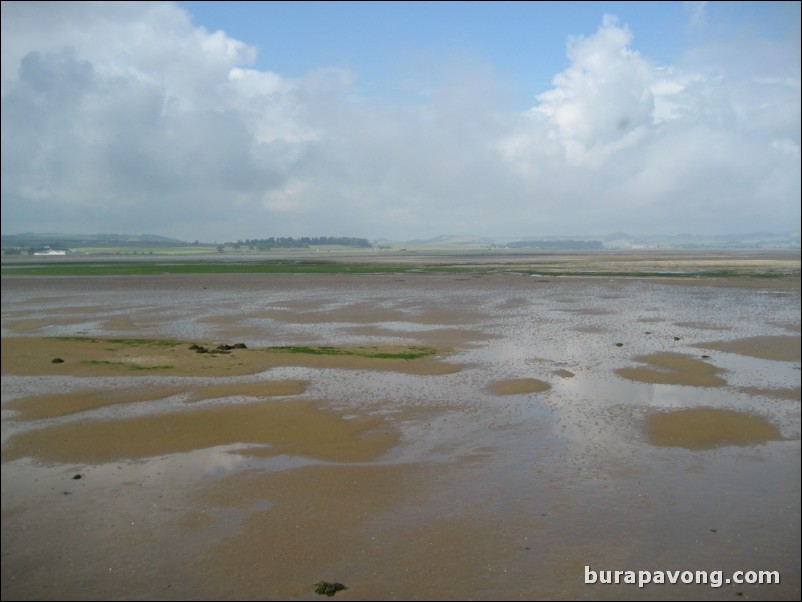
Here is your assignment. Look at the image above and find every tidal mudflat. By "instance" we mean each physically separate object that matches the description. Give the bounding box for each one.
[2,271,800,600]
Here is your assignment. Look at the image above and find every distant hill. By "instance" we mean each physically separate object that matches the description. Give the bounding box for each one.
[405,234,497,246]
[4,230,799,255]
[2,233,184,247]
[1,233,187,255]
[400,232,800,250]
[596,231,801,249]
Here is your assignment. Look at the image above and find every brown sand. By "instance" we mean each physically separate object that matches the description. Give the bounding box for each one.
[736,386,802,402]
[486,378,552,395]
[4,380,309,422]
[1,399,399,464]
[693,335,801,362]
[2,270,799,600]
[616,352,728,387]
[188,463,431,600]
[0,336,461,377]
[644,407,785,450]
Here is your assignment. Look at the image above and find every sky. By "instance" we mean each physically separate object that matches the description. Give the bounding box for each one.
[1,1,800,242]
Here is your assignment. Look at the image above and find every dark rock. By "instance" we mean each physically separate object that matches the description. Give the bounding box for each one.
[232,343,247,349]
[314,582,347,597]
[73,474,82,480]
[216,344,233,351]
[51,357,65,364]
[615,343,624,347]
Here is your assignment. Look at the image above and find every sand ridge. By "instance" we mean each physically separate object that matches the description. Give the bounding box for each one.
[1,398,400,464]
[644,407,785,450]
[486,378,552,395]
[616,352,728,387]
[692,335,801,362]
[0,336,462,377]
[4,380,310,421]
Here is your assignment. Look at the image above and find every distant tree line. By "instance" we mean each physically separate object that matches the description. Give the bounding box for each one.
[238,236,371,250]
[506,240,603,250]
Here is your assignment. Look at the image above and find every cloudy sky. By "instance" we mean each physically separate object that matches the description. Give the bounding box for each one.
[2,1,799,242]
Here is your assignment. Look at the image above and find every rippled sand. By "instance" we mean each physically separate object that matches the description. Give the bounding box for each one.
[2,272,800,600]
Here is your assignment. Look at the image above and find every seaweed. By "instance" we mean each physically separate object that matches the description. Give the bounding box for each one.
[314,581,347,597]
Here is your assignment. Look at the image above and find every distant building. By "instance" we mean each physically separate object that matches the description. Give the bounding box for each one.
[33,249,67,256]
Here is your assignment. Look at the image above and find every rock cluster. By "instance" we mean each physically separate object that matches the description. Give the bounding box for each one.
[188,342,247,354]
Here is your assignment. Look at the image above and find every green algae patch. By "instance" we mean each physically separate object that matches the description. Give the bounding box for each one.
[262,345,436,360]
[2,337,455,377]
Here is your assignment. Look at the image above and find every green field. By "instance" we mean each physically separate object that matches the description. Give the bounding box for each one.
[2,247,800,280]
[70,246,218,255]
[0,260,416,276]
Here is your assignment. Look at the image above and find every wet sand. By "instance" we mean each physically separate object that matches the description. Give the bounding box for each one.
[487,378,552,395]
[0,336,460,377]
[645,408,786,450]
[2,399,399,464]
[615,352,728,387]
[2,271,800,600]
[692,335,802,362]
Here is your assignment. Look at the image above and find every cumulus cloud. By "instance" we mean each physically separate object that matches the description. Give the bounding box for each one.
[1,2,799,240]
[526,15,655,167]
[499,13,801,234]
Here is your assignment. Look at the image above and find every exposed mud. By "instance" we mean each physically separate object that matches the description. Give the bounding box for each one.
[645,407,785,450]
[616,352,728,387]
[487,378,552,395]
[693,335,801,362]
[2,271,800,600]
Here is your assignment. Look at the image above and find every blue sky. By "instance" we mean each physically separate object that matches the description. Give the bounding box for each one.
[178,2,691,102]
[2,1,800,241]
[178,2,789,97]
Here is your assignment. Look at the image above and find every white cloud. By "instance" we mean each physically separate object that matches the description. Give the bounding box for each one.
[1,2,799,240]
[527,15,656,167]
[498,12,800,234]
[684,1,708,29]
